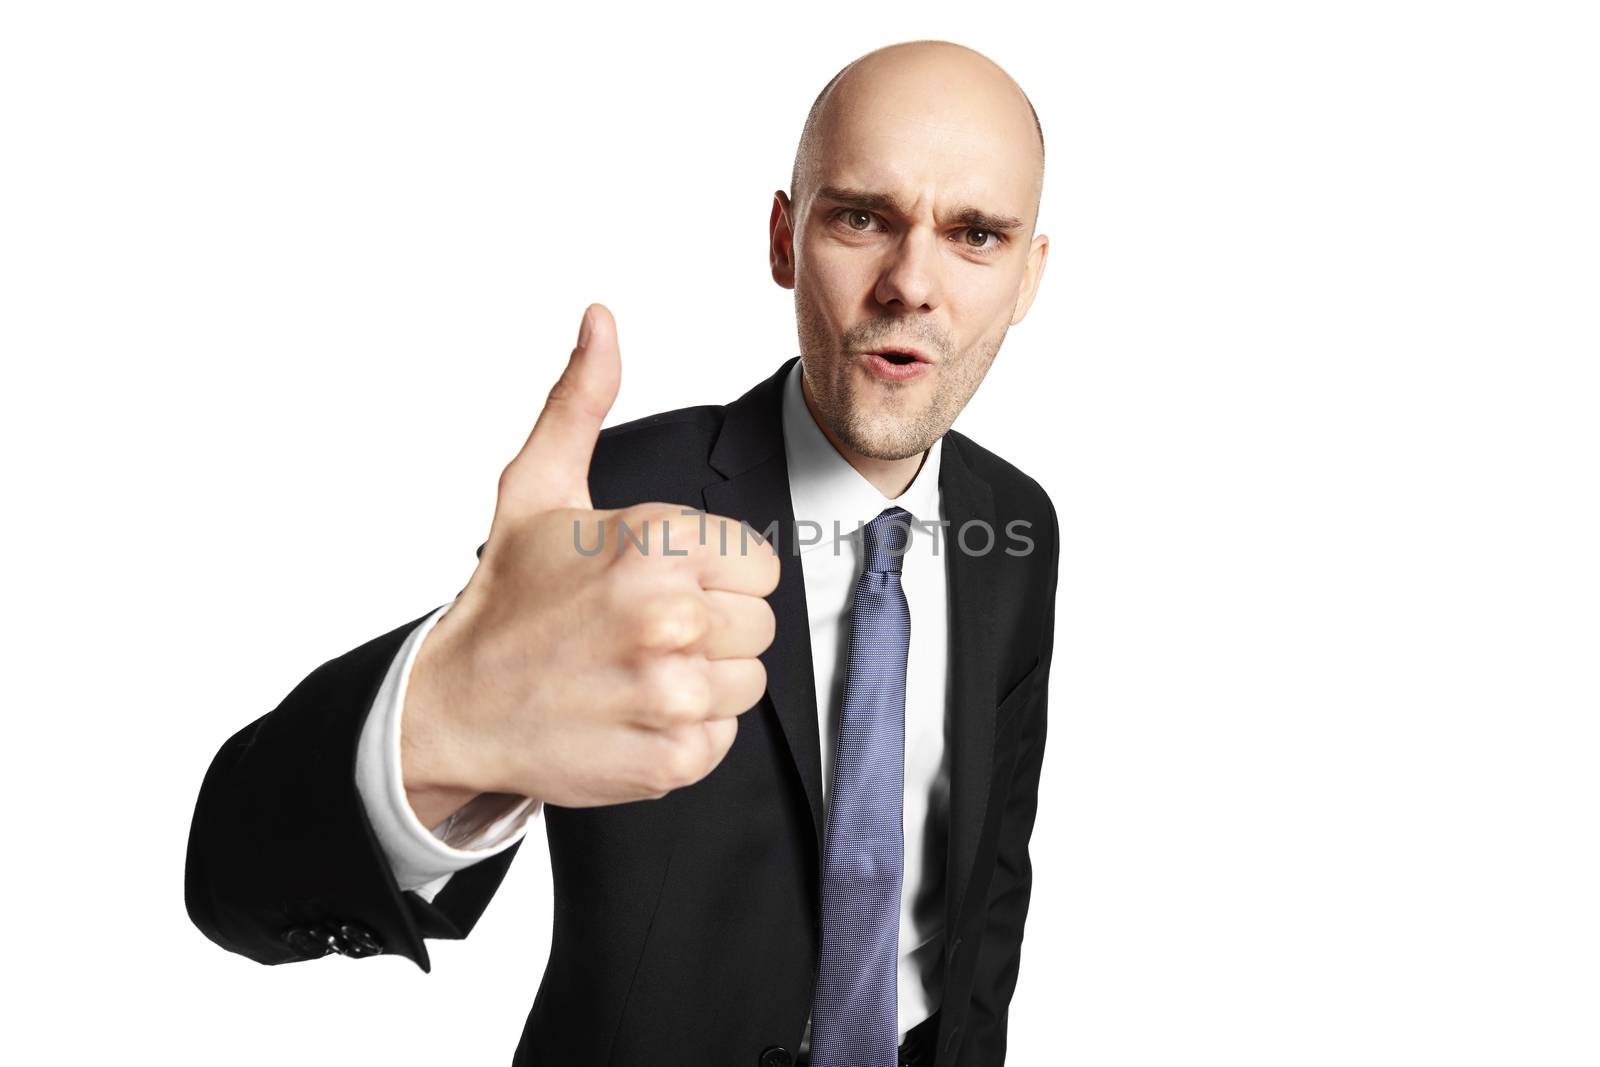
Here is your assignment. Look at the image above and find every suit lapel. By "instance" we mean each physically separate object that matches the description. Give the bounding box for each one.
[702,358,827,860]
[700,359,1004,932]
[938,434,1001,933]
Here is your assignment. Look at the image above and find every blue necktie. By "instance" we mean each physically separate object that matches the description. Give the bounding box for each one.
[809,505,913,1066]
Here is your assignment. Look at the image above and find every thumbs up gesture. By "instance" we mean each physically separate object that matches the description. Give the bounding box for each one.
[399,305,780,824]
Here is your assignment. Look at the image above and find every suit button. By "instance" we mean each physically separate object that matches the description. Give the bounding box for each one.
[335,922,384,957]
[946,1025,962,1052]
[759,1046,792,1067]
[282,924,337,959]
[949,936,963,962]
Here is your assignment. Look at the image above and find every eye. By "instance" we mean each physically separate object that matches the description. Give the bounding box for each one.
[833,208,881,232]
[828,209,1006,254]
[960,227,1004,253]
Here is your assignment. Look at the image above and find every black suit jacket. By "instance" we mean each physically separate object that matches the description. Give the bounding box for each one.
[185,356,1060,1066]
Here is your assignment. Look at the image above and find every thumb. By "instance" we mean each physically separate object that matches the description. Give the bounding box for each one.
[502,303,620,513]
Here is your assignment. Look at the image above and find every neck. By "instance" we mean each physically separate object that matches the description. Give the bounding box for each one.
[800,371,928,499]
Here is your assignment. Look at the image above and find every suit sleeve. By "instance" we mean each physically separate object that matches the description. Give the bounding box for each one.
[956,497,1059,1065]
[183,607,524,973]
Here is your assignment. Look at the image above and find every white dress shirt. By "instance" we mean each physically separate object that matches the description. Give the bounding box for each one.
[355,358,951,1048]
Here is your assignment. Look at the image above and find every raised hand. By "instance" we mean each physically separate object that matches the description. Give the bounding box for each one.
[399,304,780,825]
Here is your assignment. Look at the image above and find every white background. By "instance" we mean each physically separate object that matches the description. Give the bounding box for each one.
[3,1,1596,1063]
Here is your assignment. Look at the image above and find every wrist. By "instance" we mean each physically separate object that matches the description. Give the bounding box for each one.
[399,618,483,819]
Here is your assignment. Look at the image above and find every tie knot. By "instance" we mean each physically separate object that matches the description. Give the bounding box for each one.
[862,506,913,574]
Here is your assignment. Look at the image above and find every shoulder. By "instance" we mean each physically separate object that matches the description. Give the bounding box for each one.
[587,403,726,509]
[944,428,1058,537]
[595,402,723,451]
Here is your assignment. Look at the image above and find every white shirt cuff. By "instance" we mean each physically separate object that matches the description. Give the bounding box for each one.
[356,601,540,901]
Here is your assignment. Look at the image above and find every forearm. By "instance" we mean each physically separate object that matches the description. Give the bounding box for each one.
[184,610,441,969]
[355,600,538,898]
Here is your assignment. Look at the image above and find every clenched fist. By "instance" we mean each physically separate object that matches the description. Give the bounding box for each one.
[399,304,780,826]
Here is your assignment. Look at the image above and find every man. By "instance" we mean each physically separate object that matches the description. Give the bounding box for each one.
[186,39,1056,1067]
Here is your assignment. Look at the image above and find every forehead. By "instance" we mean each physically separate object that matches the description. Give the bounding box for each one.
[809,90,1038,221]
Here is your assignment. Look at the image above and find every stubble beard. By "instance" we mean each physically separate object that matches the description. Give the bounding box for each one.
[793,282,1005,461]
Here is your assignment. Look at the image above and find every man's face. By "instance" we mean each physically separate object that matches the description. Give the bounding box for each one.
[771,66,1048,462]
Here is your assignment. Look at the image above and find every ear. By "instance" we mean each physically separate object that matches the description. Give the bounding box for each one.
[1009,234,1050,324]
[769,191,797,290]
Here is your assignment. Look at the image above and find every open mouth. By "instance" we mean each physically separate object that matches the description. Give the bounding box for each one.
[862,348,932,381]
[868,346,931,365]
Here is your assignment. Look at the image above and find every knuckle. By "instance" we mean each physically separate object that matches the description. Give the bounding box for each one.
[615,502,651,529]
[607,502,690,562]
[495,462,523,504]
[619,500,676,527]
[640,661,710,724]
[544,371,578,406]
[652,729,707,790]
[634,595,709,652]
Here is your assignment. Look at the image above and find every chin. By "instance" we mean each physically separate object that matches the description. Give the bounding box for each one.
[836,413,940,462]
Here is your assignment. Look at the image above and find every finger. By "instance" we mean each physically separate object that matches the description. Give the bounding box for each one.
[499,303,621,514]
[692,516,782,596]
[628,652,714,727]
[701,590,776,660]
[622,717,740,798]
[624,653,763,726]
[705,657,768,719]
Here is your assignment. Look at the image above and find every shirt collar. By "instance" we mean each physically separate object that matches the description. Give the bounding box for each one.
[780,357,943,556]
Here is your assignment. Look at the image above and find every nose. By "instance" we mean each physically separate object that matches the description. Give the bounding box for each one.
[873,228,941,313]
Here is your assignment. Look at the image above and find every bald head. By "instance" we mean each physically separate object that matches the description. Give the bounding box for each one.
[790,40,1045,225]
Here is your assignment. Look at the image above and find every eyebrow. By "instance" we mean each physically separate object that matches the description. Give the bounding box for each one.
[815,184,1026,234]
